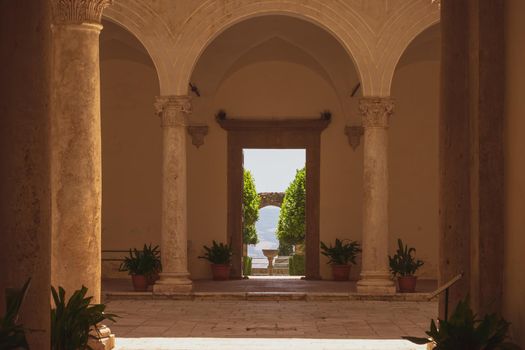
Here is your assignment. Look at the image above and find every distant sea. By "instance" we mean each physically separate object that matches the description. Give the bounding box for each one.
[248,206,280,258]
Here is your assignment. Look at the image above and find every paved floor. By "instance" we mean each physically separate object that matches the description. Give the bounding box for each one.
[107,299,436,350]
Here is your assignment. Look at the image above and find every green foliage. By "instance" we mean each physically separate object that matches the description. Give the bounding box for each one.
[119,244,161,276]
[277,167,306,246]
[289,254,305,276]
[243,170,260,246]
[243,256,252,276]
[51,285,118,350]
[404,298,521,350]
[278,241,293,256]
[199,241,232,265]
[388,239,424,277]
[320,239,361,265]
[0,279,31,349]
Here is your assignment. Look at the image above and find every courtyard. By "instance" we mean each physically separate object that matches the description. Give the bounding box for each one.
[106,299,435,349]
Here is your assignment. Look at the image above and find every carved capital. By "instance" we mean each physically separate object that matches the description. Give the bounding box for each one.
[345,126,364,150]
[52,0,112,25]
[187,125,209,148]
[155,95,192,128]
[359,97,394,128]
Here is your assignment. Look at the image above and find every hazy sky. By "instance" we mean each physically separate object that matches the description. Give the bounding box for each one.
[243,149,306,193]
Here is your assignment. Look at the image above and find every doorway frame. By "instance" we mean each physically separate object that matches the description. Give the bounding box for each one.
[217,116,330,279]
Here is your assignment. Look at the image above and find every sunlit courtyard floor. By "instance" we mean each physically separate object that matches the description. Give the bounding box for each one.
[106,299,436,350]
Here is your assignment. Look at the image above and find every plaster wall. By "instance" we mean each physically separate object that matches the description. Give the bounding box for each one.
[503,0,525,345]
[99,18,440,281]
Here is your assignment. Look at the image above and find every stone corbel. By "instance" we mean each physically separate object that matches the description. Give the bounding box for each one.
[187,124,209,148]
[345,126,364,150]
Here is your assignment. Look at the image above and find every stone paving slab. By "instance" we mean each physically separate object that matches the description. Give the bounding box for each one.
[106,299,437,349]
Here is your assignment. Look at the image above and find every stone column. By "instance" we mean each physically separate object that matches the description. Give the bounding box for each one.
[0,2,52,348]
[50,0,111,303]
[357,97,396,294]
[153,96,193,293]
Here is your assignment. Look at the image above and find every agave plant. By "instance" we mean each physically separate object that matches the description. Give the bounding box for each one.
[51,285,118,350]
[0,278,31,349]
[388,238,424,277]
[320,238,361,265]
[198,241,232,265]
[404,298,521,350]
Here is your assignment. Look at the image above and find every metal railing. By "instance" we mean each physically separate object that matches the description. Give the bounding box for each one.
[428,272,464,320]
[102,249,132,262]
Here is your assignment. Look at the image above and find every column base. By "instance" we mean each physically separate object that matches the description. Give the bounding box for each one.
[153,272,193,294]
[88,325,115,350]
[357,271,396,294]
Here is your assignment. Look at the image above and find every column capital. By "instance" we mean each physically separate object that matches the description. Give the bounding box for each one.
[52,0,112,25]
[154,95,192,128]
[359,97,394,128]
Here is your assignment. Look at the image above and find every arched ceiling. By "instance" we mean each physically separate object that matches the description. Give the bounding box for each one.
[190,15,359,116]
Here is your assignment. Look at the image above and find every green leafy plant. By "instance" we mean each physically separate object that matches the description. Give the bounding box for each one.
[404,298,521,350]
[388,238,424,277]
[51,285,118,350]
[320,239,361,265]
[198,241,232,265]
[289,254,305,276]
[0,278,31,349]
[242,256,252,276]
[277,167,306,246]
[243,170,260,246]
[119,244,160,276]
[142,244,162,274]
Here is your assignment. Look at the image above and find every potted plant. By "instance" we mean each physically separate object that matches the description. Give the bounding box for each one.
[403,297,521,349]
[119,245,159,291]
[388,238,424,292]
[198,241,232,280]
[143,244,162,285]
[320,238,361,281]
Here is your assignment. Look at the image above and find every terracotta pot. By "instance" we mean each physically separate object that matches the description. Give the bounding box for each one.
[131,274,149,291]
[331,264,351,281]
[147,272,160,285]
[397,275,418,293]
[211,264,231,281]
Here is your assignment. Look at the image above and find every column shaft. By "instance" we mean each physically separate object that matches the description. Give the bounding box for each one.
[0,1,52,348]
[357,97,396,294]
[51,0,111,304]
[153,96,193,293]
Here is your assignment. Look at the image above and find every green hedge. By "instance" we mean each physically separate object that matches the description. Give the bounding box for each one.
[288,255,305,276]
[242,256,252,276]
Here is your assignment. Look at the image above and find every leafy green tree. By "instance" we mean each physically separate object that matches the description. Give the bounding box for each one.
[277,167,306,246]
[243,170,260,245]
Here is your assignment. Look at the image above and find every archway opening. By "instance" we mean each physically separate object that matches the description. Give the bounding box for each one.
[243,149,306,278]
[99,19,162,292]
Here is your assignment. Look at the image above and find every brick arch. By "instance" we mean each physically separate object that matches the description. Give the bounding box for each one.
[103,0,176,94]
[259,192,284,209]
[171,0,375,96]
[375,1,440,96]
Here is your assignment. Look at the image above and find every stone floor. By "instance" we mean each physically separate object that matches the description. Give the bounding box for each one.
[106,299,436,350]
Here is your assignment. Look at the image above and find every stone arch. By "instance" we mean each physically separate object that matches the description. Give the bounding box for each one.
[374,1,440,96]
[103,1,176,94]
[259,192,285,208]
[171,0,375,96]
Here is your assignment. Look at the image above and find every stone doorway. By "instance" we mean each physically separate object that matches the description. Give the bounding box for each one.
[217,116,330,279]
